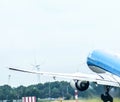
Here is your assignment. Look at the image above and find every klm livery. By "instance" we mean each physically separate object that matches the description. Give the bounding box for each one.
[87,50,120,77]
[9,50,120,102]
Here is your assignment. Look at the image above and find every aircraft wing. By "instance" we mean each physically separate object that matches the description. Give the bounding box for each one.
[9,67,120,87]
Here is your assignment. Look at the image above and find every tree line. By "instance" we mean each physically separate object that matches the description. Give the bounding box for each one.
[0,81,119,101]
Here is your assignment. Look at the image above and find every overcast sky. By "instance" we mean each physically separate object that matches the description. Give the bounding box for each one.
[0,0,120,87]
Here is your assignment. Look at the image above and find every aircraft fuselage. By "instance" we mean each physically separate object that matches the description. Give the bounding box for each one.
[87,50,120,77]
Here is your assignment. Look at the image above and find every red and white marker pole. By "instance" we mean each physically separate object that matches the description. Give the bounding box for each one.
[75,90,78,102]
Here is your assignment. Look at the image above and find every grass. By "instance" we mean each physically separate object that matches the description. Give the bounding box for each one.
[50,98,120,102]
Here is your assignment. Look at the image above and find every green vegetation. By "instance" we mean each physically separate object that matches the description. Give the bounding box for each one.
[76,98,120,102]
[37,98,120,102]
[0,81,119,101]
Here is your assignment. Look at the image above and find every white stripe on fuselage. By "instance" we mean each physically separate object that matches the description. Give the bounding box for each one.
[88,65,106,73]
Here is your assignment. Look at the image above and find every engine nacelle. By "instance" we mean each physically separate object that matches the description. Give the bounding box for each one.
[70,80,89,91]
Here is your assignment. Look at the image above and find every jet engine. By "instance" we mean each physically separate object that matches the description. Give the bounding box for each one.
[70,80,89,91]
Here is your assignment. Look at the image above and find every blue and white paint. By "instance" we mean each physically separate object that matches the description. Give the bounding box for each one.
[87,50,120,77]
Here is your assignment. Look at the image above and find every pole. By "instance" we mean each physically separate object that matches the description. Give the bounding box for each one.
[75,90,78,102]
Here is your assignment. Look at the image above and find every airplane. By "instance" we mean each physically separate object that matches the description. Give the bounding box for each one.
[9,49,120,102]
